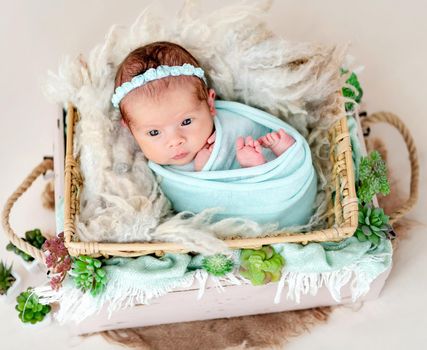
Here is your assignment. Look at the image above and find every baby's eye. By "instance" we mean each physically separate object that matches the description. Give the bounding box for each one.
[148,130,159,137]
[182,118,192,126]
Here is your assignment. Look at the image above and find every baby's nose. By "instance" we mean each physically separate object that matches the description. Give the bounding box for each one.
[169,136,185,148]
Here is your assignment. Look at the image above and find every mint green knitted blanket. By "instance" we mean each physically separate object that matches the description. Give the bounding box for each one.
[148,100,317,228]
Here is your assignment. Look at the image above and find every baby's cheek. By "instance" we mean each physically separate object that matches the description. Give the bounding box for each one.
[144,148,159,161]
[137,142,149,156]
[136,142,156,161]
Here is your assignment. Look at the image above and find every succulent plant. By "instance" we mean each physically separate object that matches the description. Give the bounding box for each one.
[355,203,393,247]
[6,242,33,262]
[0,261,16,295]
[6,228,46,262]
[25,229,46,248]
[341,69,363,112]
[42,232,72,291]
[202,254,234,276]
[239,246,285,286]
[357,151,390,204]
[70,256,107,296]
[15,288,51,324]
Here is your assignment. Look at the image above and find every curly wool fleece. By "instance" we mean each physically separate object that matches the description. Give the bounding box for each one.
[43,0,354,255]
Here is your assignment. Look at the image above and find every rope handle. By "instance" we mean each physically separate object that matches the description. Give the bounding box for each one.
[1,158,53,263]
[361,111,419,224]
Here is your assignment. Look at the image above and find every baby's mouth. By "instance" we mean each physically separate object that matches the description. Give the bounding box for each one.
[172,152,189,160]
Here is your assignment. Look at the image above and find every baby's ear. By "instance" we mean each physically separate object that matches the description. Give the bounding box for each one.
[207,88,216,116]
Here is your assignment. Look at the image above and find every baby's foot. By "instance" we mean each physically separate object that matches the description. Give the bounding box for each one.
[258,129,295,157]
[236,136,266,168]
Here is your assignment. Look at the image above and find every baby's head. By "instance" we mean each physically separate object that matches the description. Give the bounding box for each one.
[113,41,216,165]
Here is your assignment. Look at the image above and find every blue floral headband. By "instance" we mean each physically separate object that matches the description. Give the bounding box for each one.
[111,63,207,108]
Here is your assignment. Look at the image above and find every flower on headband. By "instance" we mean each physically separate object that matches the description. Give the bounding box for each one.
[144,68,157,82]
[132,75,145,86]
[121,81,133,94]
[194,67,204,77]
[115,85,125,97]
[170,67,181,76]
[156,66,168,79]
[181,63,193,75]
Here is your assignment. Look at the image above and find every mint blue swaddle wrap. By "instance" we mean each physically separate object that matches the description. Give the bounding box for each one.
[148,101,317,228]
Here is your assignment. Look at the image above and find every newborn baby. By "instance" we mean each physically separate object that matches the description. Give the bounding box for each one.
[113,41,295,171]
[112,41,317,228]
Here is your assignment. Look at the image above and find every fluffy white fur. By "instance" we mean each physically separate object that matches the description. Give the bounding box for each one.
[43,0,353,254]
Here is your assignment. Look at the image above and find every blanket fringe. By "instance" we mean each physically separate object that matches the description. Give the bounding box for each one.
[35,272,196,324]
[274,253,391,304]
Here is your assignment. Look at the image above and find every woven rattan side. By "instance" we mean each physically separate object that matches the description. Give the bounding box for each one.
[64,102,358,257]
[63,104,84,255]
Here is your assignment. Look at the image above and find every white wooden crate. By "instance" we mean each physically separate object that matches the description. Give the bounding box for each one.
[67,267,391,335]
[53,110,390,334]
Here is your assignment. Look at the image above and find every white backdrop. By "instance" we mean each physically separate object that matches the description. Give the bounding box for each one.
[0,1,426,349]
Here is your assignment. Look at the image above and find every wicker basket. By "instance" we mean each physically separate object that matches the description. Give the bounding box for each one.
[2,104,419,262]
[63,99,359,257]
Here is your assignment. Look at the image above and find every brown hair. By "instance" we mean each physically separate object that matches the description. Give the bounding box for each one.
[114,41,209,125]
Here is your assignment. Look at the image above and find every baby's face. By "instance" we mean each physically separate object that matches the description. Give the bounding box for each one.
[123,81,216,165]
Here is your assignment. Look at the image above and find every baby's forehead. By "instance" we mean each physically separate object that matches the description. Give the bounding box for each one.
[122,78,203,123]
[155,74,202,94]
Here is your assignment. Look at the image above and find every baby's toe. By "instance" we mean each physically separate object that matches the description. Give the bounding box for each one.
[236,137,244,150]
[266,133,275,143]
[258,136,266,146]
[278,129,287,138]
[271,132,280,141]
[245,136,254,147]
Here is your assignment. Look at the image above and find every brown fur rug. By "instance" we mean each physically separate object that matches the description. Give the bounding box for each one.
[79,137,415,350]
[98,308,330,350]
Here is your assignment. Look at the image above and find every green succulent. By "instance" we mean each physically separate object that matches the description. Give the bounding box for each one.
[15,288,51,324]
[6,243,34,262]
[25,229,46,248]
[357,151,390,204]
[70,256,107,296]
[0,261,16,295]
[341,69,363,112]
[6,228,46,262]
[355,203,392,247]
[239,246,285,286]
[202,254,234,276]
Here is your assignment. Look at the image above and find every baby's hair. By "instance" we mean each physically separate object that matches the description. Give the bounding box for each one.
[114,41,209,126]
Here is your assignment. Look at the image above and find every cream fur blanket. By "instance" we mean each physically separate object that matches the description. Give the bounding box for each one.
[44,0,354,254]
